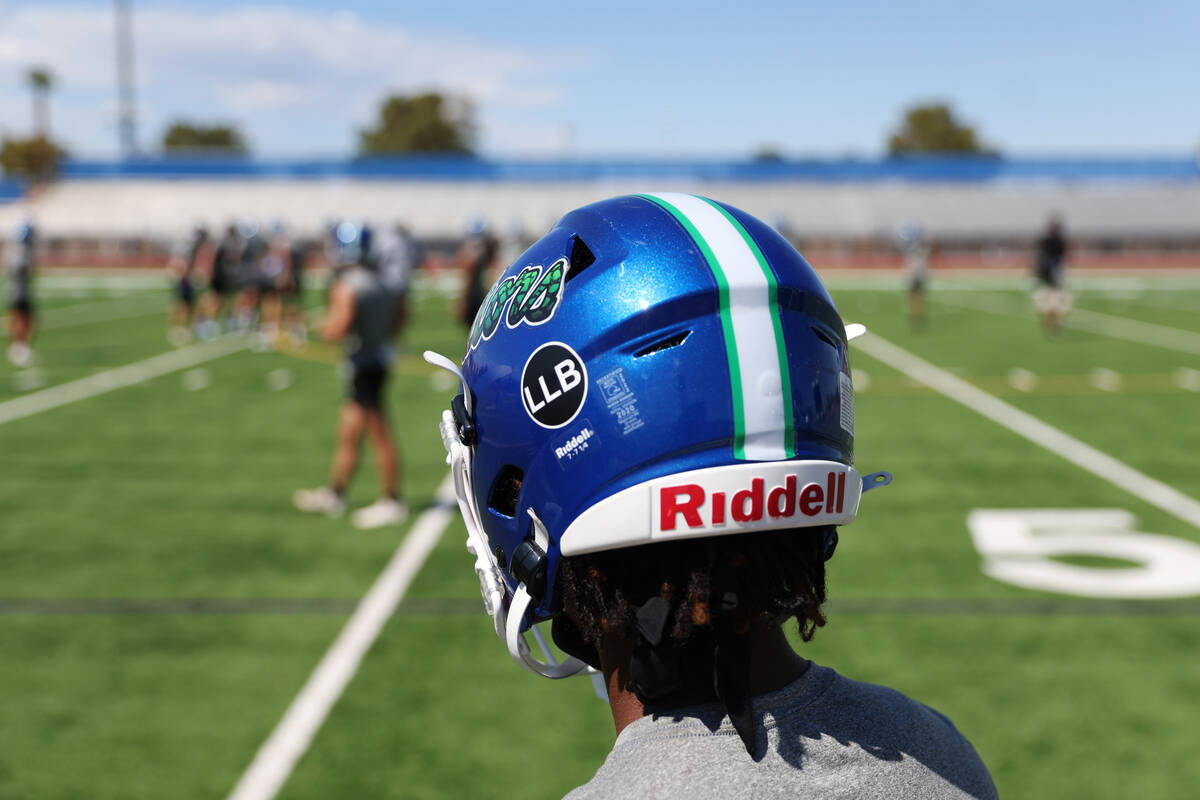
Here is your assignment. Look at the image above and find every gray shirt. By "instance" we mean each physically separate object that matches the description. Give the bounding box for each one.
[375,227,417,295]
[565,662,997,800]
[340,266,393,369]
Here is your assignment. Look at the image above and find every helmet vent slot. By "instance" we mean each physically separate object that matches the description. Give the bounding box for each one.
[810,324,841,351]
[634,330,692,358]
[488,465,525,518]
[565,235,596,282]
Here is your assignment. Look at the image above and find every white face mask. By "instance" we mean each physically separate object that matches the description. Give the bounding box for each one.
[425,350,596,681]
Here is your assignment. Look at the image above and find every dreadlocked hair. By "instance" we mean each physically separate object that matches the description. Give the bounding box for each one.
[558,527,831,655]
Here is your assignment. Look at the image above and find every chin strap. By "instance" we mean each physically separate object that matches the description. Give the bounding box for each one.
[710,562,760,760]
[506,583,595,679]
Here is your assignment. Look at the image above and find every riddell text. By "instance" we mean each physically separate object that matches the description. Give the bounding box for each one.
[659,472,846,531]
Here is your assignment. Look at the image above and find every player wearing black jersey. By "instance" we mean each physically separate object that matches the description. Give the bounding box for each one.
[5,221,37,366]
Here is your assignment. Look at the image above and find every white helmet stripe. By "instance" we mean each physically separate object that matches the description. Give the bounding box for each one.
[640,192,792,461]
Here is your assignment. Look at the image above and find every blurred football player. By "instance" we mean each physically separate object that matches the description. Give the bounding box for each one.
[293,222,407,529]
[375,221,419,344]
[236,219,267,331]
[282,233,314,343]
[5,221,37,367]
[1033,214,1071,336]
[898,222,932,331]
[204,223,242,333]
[428,195,996,797]
[167,224,212,345]
[456,217,498,328]
[256,221,292,343]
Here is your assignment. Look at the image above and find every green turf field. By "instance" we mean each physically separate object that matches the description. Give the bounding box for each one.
[2,272,1199,799]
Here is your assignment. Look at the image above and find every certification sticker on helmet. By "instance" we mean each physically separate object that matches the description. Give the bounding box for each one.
[521,341,588,429]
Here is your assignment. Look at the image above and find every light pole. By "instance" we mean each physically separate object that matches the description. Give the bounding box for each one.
[115,0,138,157]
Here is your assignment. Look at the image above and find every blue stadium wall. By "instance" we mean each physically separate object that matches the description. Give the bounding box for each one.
[56,155,1200,183]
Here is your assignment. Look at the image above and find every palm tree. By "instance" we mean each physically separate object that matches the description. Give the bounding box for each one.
[27,67,54,138]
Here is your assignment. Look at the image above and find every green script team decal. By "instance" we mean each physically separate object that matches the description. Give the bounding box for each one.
[469,257,567,350]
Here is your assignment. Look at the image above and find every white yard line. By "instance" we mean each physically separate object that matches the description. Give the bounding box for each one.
[41,295,169,332]
[934,293,1200,356]
[1067,308,1200,356]
[37,274,167,291]
[42,304,166,332]
[853,334,1200,530]
[1121,291,1200,316]
[39,294,155,315]
[227,474,458,800]
[0,337,247,426]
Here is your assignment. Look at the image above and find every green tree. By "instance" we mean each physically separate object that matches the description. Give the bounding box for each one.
[752,146,785,163]
[887,102,992,155]
[0,135,66,182]
[27,67,54,138]
[162,121,248,153]
[358,92,476,155]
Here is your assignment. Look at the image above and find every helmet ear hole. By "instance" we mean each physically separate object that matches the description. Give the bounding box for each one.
[488,465,525,518]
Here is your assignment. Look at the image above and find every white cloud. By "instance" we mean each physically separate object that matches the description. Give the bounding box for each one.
[0,3,568,155]
[220,80,314,113]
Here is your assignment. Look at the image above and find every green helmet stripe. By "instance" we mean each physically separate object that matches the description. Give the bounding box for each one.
[638,192,792,461]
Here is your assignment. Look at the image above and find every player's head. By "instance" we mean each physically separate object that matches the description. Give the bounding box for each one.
[334,221,373,268]
[898,222,924,244]
[15,220,35,244]
[466,216,488,237]
[427,194,889,746]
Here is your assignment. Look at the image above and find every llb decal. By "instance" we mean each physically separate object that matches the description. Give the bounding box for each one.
[521,341,588,429]
[468,258,567,351]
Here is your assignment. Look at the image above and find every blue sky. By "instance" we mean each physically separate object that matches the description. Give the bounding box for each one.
[1,0,1197,158]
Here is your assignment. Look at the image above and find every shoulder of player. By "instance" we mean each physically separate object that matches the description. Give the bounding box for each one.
[336,266,368,288]
[813,668,957,728]
[801,670,994,789]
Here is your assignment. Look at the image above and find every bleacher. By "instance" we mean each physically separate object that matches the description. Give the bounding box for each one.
[3,156,1199,266]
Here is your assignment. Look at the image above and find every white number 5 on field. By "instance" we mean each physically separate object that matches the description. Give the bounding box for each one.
[967,509,1200,599]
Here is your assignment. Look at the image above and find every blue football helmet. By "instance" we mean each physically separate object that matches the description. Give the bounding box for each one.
[427,193,889,679]
[334,221,373,267]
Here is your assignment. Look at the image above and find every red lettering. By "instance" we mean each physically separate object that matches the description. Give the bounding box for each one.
[825,472,836,513]
[799,483,824,516]
[768,475,797,518]
[836,472,846,513]
[660,484,705,530]
[732,478,764,522]
[712,491,726,525]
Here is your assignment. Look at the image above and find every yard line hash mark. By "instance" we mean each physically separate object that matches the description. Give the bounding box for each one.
[227,473,458,800]
[0,337,249,426]
[853,334,1200,530]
